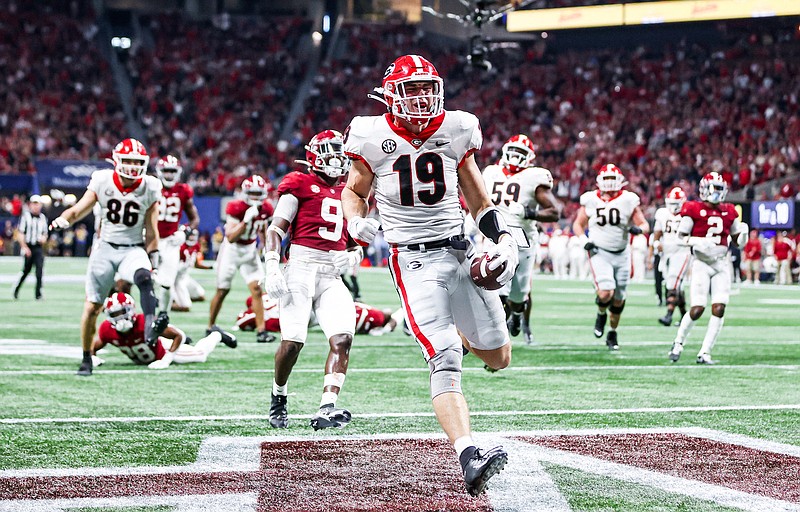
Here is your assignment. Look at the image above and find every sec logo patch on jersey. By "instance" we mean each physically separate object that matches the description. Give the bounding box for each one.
[382,140,397,153]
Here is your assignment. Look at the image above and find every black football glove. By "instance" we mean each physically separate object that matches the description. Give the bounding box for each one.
[629,226,643,235]
[584,241,599,257]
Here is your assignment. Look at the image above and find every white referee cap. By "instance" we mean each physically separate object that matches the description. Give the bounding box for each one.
[29,194,42,203]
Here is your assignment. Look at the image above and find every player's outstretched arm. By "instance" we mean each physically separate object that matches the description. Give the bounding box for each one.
[50,190,98,230]
[533,186,561,223]
[185,197,200,230]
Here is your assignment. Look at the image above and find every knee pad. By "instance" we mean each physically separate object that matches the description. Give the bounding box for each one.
[134,268,152,288]
[609,301,625,315]
[428,348,463,399]
[595,296,612,309]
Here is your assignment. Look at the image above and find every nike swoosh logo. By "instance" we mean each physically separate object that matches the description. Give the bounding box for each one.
[435,141,449,147]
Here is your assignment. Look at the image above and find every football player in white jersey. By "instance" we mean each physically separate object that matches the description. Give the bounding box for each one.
[572,164,649,350]
[50,138,165,376]
[342,54,517,497]
[482,134,559,344]
[652,187,691,326]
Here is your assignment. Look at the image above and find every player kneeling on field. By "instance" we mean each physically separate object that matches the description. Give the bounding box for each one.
[92,293,237,370]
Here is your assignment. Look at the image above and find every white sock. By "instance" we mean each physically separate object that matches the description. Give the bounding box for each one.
[453,435,475,457]
[699,315,724,356]
[159,286,172,313]
[674,312,695,346]
[273,381,287,397]
[320,391,338,407]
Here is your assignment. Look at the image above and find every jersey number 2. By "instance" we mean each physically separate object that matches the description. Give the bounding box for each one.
[394,153,446,206]
[318,197,343,241]
[706,217,723,244]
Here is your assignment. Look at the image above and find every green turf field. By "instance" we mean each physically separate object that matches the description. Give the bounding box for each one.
[1,256,799,511]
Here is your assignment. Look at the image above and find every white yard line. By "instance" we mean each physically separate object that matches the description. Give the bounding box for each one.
[3,404,800,425]
[0,493,258,512]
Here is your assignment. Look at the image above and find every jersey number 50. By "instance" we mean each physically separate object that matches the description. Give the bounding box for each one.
[394,153,446,206]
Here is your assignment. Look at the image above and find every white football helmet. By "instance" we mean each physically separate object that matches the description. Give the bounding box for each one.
[155,155,183,188]
[596,164,626,192]
[241,175,268,206]
[499,134,536,173]
[104,293,136,333]
[665,186,686,215]
[699,172,727,204]
[303,130,350,178]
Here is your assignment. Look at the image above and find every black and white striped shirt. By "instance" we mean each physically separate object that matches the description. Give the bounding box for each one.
[18,211,49,246]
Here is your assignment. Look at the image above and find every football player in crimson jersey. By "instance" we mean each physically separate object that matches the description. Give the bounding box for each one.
[50,138,166,376]
[235,294,405,336]
[573,164,649,350]
[669,172,748,364]
[482,134,560,345]
[91,293,236,370]
[207,175,274,344]
[263,129,361,431]
[171,228,212,312]
[342,55,516,497]
[154,156,199,314]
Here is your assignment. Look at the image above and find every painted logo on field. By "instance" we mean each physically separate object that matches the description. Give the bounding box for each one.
[1,429,799,511]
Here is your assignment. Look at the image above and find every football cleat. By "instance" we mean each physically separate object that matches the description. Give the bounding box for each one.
[606,330,619,351]
[658,313,673,327]
[147,311,170,347]
[256,330,275,344]
[594,312,607,338]
[76,357,93,377]
[462,445,508,497]
[668,342,683,362]
[484,364,499,373]
[696,353,716,365]
[269,394,289,429]
[522,320,534,345]
[310,404,352,430]
[208,326,237,348]
[506,312,522,337]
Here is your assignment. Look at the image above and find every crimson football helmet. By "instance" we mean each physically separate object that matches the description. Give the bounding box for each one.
[112,138,149,180]
[104,292,136,333]
[380,55,444,125]
[303,129,350,179]
[500,134,536,173]
[155,155,182,187]
[699,172,727,204]
[241,175,268,206]
[665,186,687,214]
[596,164,626,192]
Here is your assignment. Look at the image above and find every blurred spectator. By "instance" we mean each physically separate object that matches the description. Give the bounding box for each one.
[742,229,762,285]
[772,231,795,285]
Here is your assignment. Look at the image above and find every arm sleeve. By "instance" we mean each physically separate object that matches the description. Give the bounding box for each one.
[677,216,694,236]
[272,194,299,223]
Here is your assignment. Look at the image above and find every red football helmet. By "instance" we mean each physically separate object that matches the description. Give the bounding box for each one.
[104,292,136,333]
[381,55,444,125]
[665,186,687,214]
[596,164,626,192]
[699,172,727,204]
[112,138,149,180]
[241,175,268,206]
[304,129,350,179]
[155,155,182,187]
[499,134,536,173]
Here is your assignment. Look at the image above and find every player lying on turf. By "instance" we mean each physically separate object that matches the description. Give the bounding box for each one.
[234,294,405,336]
[91,293,237,370]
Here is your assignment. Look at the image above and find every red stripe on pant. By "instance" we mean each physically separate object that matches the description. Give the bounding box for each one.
[669,254,690,291]
[390,247,436,358]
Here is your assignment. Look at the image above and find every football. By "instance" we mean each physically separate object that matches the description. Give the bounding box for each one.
[469,252,507,291]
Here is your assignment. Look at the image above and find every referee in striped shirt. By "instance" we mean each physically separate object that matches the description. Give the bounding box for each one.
[14,195,48,300]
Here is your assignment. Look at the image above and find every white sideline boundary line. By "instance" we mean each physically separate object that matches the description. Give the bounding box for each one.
[3,403,800,425]
[3,362,800,376]
[3,428,800,512]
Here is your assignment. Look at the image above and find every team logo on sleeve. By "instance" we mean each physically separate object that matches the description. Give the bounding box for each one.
[382,140,397,154]
[311,184,320,193]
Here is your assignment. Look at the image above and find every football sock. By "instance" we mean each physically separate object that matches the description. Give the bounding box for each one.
[321,373,345,407]
[273,381,287,397]
[320,392,338,407]
[454,436,475,457]
[699,315,724,356]
[159,286,172,314]
[675,312,695,345]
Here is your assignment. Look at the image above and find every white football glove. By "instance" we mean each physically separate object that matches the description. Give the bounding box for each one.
[148,351,174,369]
[507,202,527,223]
[49,217,70,231]
[263,251,289,299]
[347,216,380,246]
[486,234,519,285]
[174,228,187,245]
[329,247,363,274]
[91,355,105,367]
[243,205,260,223]
[736,222,749,246]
